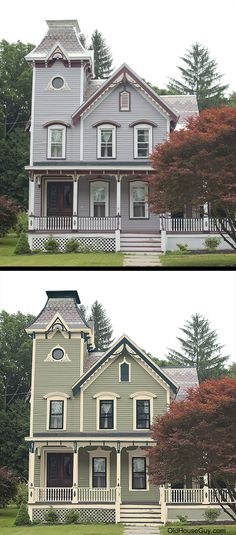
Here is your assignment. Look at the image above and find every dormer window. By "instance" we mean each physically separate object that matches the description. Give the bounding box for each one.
[47,124,66,159]
[120,90,130,111]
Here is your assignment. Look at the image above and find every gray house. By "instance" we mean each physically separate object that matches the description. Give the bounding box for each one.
[25,290,232,525]
[25,19,227,252]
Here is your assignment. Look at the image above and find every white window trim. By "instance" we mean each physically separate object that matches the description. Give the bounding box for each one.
[43,392,70,431]
[93,392,120,431]
[130,180,149,219]
[89,448,111,488]
[130,391,156,431]
[119,358,131,382]
[128,450,149,491]
[134,124,152,159]
[97,124,116,159]
[120,90,130,111]
[44,345,70,362]
[47,124,66,159]
[90,181,109,217]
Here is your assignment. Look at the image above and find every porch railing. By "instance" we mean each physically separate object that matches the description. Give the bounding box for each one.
[33,487,116,503]
[164,488,235,504]
[31,216,119,232]
[160,217,230,233]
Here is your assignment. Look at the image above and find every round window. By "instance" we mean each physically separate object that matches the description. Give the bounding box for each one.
[52,347,64,360]
[52,77,64,89]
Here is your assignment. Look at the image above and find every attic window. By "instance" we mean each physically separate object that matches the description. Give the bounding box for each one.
[120,91,130,111]
[52,77,64,90]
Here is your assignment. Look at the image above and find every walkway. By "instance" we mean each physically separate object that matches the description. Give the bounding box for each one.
[123,253,162,267]
[123,527,161,535]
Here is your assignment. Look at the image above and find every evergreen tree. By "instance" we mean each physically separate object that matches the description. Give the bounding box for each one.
[168,42,228,111]
[166,313,228,382]
[91,300,113,351]
[89,30,113,79]
[78,304,89,324]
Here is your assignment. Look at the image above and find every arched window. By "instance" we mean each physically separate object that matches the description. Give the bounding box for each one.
[119,360,130,382]
[47,124,66,159]
[134,123,152,158]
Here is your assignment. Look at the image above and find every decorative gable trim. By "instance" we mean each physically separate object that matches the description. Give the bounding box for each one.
[46,41,69,62]
[72,335,178,395]
[71,64,179,125]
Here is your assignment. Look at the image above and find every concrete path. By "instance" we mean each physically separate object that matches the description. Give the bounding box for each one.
[123,253,162,267]
[123,527,161,535]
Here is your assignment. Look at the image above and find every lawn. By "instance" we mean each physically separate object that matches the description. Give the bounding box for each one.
[160,524,236,535]
[0,507,124,535]
[161,253,236,267]
[0,235,123,267]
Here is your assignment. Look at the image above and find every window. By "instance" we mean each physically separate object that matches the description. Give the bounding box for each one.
[90,181,109,217]
[52,347,64,360]
[92,458,106,488]
[134,124,152,158]
[136,400,150,429]
[120,90,130,111]
[100,400,114,429]
[48,125,66,159]
[98,125,116,158]
[130,181,148,219]
[132,457,147,489]
[49,400,64,429]
[52,76,64,89]
[120,361,130,382]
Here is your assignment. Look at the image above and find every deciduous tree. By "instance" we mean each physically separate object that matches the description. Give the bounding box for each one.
[149,378,236,521]
[0,195,19,237]
[150,107,236,250]
[166,313,228,382]
[0,467,18,507]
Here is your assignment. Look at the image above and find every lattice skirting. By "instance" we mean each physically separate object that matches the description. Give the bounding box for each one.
[30,235,116,253]
[32,508,115,524]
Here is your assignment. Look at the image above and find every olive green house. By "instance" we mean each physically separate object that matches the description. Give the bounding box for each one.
[25,291,232,525]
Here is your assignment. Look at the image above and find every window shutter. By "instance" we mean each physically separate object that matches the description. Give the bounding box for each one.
[120,91,130,111]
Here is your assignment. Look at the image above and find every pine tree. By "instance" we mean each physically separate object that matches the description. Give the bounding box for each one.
[91,300,113,351]
[168,42,228,111]
[89,30,113,79]
[78,304,89,324]
[166,313,228,382]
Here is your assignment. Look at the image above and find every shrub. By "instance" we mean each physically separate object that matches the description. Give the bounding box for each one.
[0,195,19,237]
[0,467,18,507]
[64,509,80,524]
[65,238,79,253]
[176,243,188,254]
[31,248,42,255]
[176,514,188,523]
[44,507,59,523]
[15,482,28,507]
[14,232,31,255]
[14,503,31,525]
[204,237,221,251]
[15,211,28,236]
[204,508,221,523]
[44,236,59,253]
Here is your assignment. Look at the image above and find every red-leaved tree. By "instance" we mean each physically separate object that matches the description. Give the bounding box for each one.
[0,195,19,237]
[149,378,236,521]
[149,107,236,250]
[0,467,18,507]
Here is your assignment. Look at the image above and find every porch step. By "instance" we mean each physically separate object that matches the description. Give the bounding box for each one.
[120,233,162,253]
[120,504,162,526]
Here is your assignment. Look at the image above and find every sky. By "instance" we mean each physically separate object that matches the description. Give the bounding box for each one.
[0,0,235,92]
[0,270,235,365]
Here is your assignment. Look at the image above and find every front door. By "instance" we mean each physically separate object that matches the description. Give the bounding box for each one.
[47,182,73,217]
[47,453,73,487]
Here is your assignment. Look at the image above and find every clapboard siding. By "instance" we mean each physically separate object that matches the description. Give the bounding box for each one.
[121,448,159,502]
[78,447,116,487]
[33,333,81,434]
[82,355,168,434]
[121,177,160,231]
[33,64,81,162]
[78,176,116,216]
[82,83,168,162]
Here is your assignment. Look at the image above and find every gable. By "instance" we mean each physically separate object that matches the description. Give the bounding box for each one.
[72,335,178,396]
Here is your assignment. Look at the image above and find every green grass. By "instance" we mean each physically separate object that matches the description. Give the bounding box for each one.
[160,524,236,535]
[0,507,124,535]
[0,235,123,267]
[161,253,236,267]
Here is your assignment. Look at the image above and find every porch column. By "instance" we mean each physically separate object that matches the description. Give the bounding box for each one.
[72,445,79,503]
[28,174,36,231]
[72,175,79,231]
[203,202,209,231]
[203,473,209,504]
[28,444,35,504]
[160,485,167,524]
[115,445,121,523]
[115,175,122,252]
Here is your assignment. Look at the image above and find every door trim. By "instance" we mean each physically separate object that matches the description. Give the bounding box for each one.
[43,179,73,217]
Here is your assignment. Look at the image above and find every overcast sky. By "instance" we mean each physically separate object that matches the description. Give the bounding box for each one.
[0,0,235,92]
[0,270,235,365]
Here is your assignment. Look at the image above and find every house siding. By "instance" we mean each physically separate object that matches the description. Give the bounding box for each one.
[82,355,168,434]
[33,334,81,434]
[82,83,168,163]
[121,448,159,502]
[121,177,160,231]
